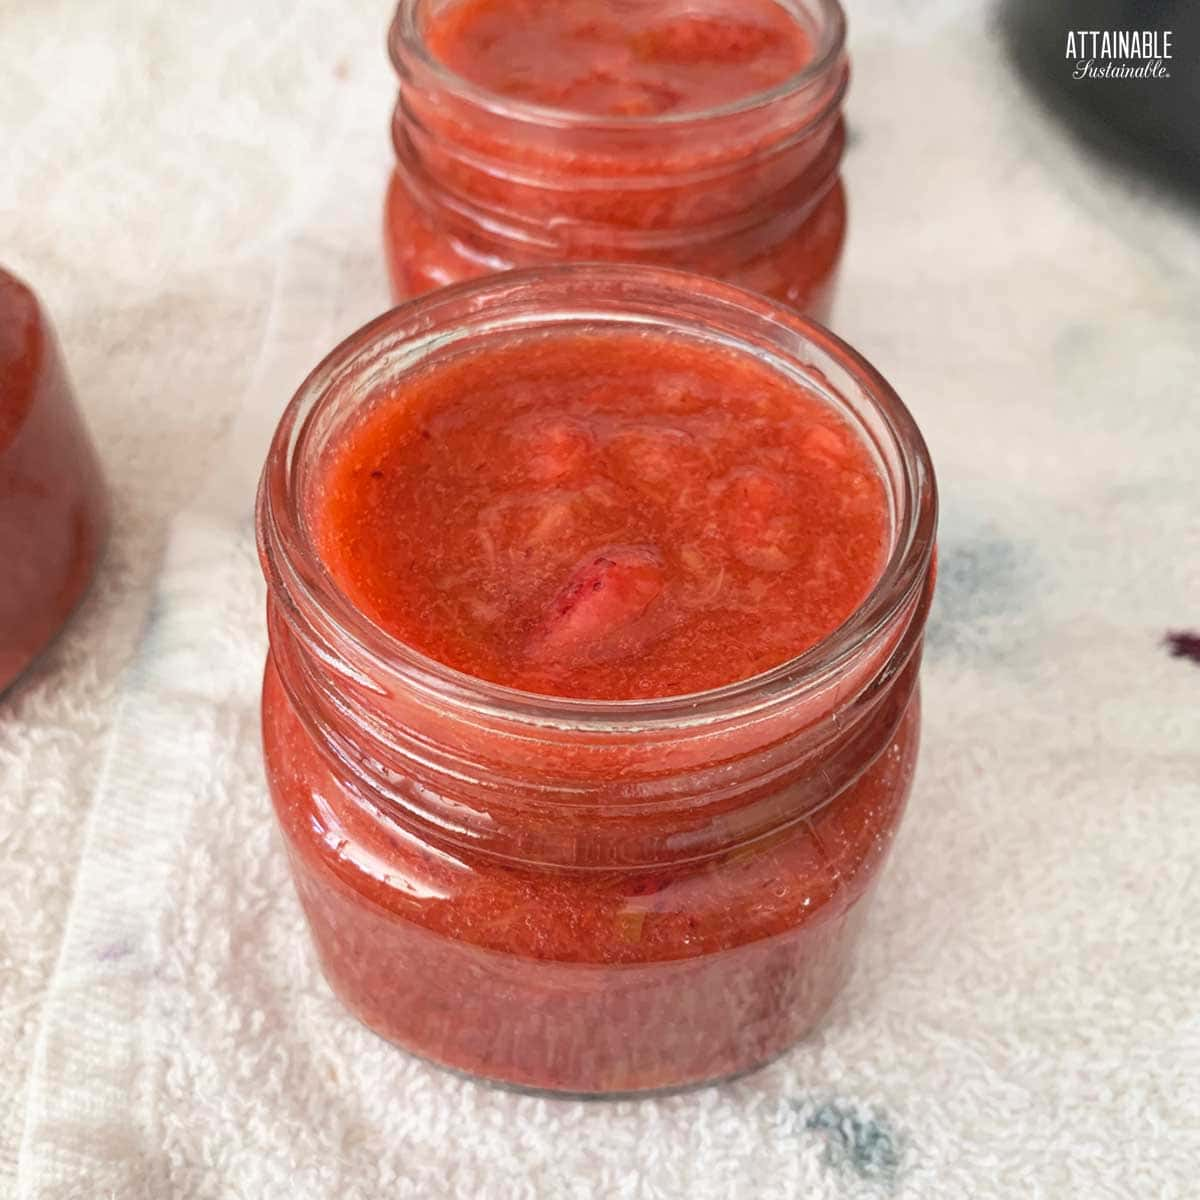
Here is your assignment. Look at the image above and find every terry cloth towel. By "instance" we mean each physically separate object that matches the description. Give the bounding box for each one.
[4,2,1199,1198]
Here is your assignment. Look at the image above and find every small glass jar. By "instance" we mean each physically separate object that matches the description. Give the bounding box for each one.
[0,268,108,693]
[384,0,849,319]
[256,266,936,1095]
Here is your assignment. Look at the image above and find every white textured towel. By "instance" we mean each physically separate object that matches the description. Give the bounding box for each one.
[3,2,1199,1198]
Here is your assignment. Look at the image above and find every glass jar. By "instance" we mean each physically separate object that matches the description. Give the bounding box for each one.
[0,268,108,693]
[256,266,936,1095]
[384,0,850,319]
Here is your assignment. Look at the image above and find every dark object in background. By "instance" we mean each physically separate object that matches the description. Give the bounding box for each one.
[1000,0,1200,201]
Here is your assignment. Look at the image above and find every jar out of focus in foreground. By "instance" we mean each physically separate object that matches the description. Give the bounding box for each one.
[0,268,108,692]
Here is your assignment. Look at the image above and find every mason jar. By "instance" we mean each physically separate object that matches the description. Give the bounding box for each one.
[384,0,850,318]
[256,266,937,1094]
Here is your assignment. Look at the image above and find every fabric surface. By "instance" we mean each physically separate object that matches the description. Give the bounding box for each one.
[2,2,1198,1197]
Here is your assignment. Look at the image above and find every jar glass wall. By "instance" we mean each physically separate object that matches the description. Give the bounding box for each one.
[256,267,936,1095]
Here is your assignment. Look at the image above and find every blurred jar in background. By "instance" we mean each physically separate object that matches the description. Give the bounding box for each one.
[384,0,850,319]
[0,268,108,692]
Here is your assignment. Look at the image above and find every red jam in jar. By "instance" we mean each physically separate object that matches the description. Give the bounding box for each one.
[0,268,107,692]
[385,0,849,317]
[257,267,936,1094]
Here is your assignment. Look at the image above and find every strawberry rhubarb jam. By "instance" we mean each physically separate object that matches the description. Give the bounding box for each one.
[316,334,887,699]
[0,268,107,692]
[257,268,936,1094]
[427,0,812,115]
[385,0,849,316]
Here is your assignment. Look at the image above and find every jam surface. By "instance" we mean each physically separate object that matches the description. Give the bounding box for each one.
[426,0,814,117]
[313,331,888,699]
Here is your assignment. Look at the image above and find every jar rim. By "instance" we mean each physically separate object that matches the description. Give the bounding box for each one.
[257,264,936,734]
[388,0,848,132]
